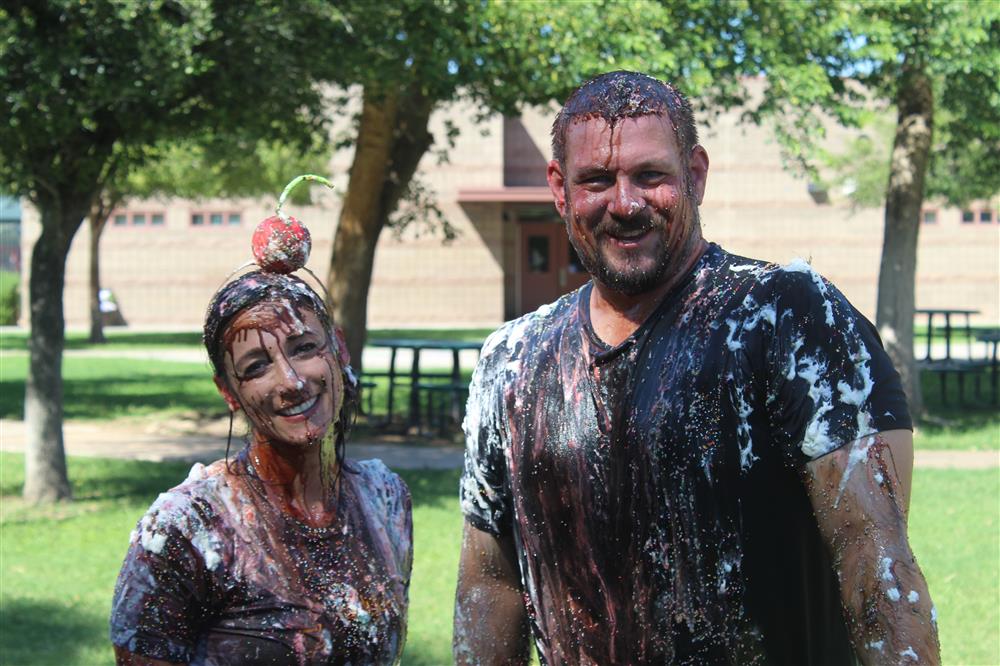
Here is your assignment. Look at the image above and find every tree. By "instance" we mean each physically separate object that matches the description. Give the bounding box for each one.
[318,0,753,368]
[0,1,334,502]
[715,0,998,415]
[86,139,332,343]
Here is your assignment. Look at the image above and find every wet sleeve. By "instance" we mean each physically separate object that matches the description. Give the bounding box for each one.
[379,466,414,586]
[109,503,215,663]
[459,331,512,536]
[764,269,911,466]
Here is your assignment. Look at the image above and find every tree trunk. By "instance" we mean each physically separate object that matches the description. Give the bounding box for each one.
[88,202,111,344]
[326,85,434,371]
[875,62,933,418]
[24,199,86,503]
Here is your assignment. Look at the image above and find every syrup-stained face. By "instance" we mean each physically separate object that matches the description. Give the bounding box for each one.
[219,302,343,447]
[548,113,708,295]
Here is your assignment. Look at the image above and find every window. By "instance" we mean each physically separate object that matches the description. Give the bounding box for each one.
[191,210,242,227]
[921,210,938,225]
[109,211,164,227]
[961,210,975,224]
[980,210,994,224]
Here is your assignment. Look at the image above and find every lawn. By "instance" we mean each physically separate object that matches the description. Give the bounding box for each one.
[0,328,494,352]
[0,453,464,665]
[3,347,996,448]
[1,453,996,665]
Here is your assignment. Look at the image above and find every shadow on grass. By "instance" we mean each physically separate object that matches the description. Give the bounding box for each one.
[0,330,204,352]
[0,454,192,502]
[2,452,459,512]
[0,372,222,421]
[0,598,109,665]
[70,458,194,503]
[1,328,490,352]
[918,369,999,428]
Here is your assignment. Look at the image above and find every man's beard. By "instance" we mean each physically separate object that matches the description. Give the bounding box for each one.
[566,204,699,296]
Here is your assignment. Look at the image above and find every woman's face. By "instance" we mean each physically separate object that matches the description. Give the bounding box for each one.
[218,302,344,447]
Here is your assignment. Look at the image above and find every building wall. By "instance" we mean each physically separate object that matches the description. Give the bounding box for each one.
[19,98,1000,329]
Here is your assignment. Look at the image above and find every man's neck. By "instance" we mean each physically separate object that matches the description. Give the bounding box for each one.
[589,238,708,347]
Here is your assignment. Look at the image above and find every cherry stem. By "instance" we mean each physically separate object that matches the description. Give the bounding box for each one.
[276,174,334,223]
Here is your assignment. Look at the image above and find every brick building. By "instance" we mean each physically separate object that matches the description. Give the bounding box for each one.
[18,101,1000,329]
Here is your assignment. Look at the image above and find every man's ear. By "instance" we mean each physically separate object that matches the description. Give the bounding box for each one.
[214,376,240,412]
[688,145,710,205]
[546,159,568,218]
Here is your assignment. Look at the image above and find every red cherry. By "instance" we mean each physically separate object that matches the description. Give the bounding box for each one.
[251,215,312,274]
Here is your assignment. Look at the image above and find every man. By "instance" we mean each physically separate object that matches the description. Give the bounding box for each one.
[454,71,939,665]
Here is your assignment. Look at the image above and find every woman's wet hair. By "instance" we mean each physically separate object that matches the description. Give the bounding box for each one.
[204,271,358,470]
[550,70,698,166]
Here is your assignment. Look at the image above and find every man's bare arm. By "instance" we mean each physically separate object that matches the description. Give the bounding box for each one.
[453,521,530,665]
[805,429,939,665]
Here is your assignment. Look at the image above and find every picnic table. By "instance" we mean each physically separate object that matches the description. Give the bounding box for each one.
[916,307,980,361]
[915,308,992,405]
[976,329,1000,404]
[365,338,483,430]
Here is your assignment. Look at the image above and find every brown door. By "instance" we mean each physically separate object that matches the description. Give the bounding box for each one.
[520,221,590,314]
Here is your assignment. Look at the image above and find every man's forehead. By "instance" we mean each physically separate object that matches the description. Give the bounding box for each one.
[563,113,679,162]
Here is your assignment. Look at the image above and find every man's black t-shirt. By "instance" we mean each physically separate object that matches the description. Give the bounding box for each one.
[460,244,910,665]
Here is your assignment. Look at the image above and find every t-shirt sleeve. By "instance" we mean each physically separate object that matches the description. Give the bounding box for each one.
[763,267,912,465]
[359,460,414,585]
[459,329,513,536]
[109,493,218,662]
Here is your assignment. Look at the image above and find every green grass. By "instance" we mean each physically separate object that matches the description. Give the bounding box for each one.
[0,356,222,421]
[0,270,19,326]
[914,324,999,347]
[0,326,995,448]
[0,327,492,352]
[1,453,996,665]
[0,329,204,352]
[0,453,462,665]
[908,468,1000,666]
[367,328,493,343]
[916,370,999,451]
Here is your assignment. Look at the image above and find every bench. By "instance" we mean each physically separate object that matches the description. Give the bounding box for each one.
[918,359,991,405]
[415,381,469,434]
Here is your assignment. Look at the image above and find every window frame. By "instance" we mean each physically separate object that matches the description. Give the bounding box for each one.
[108,210,166,229]
[190,210,243,228]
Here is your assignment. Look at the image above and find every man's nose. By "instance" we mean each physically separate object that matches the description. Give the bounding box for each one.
[607,179,645,220]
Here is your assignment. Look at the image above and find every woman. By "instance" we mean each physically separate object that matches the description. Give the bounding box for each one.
[110,271,412,665]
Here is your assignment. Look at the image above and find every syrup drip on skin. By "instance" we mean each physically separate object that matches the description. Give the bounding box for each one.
[222,302,345,527]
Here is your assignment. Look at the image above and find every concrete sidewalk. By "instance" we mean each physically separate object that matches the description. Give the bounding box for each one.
[1,419,996,470]
[0,419,464,470]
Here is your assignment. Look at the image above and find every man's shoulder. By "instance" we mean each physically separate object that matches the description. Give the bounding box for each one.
[708,246,843,303]
[479,287,583,362]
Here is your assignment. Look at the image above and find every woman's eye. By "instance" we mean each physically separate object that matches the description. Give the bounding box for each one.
[293,341,319,356]
[240,360,268,379]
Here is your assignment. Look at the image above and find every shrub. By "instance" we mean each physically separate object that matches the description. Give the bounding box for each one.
[0,270,20,325]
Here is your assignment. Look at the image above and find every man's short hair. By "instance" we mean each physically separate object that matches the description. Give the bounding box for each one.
[551,71,698,166]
